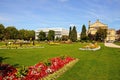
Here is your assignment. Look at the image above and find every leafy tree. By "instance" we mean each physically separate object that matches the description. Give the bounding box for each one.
[47,30,55,41]
[71,26,77,42]
[28,30,35,40]
[95,28,107,42]
[0,24,5,40]
[38,31,46,41]
[4,26,18,39]
[18,29,25,40]
[81,25,87,40]
[18,29,35,40]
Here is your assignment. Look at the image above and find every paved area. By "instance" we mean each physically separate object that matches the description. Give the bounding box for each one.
[104,43,120,48]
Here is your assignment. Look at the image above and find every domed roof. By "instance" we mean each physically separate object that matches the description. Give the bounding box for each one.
[90,20,108,29]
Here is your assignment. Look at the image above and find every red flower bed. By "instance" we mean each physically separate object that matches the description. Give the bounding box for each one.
[0,64,17,80]
[0,56,75,80]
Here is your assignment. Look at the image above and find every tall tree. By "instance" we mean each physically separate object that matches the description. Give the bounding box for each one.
[38,31,46,41]
[69,26,72,40]
[0,24,5,40]
[81,25,87,40]
[71,26,77,42]
[4,26,18,39]
[47,30,55,41]
[95,28,107,42]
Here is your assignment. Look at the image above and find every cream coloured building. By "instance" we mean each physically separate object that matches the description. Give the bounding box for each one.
[35,28,69,39]
[88,20,116,42]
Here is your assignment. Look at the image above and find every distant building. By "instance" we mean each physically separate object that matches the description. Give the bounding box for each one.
[77,33,80,40]
[88,19,116,42]
[35,28,69,39]
[106,29,116,42]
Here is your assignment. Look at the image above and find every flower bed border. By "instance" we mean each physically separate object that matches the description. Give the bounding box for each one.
[42,59,79,80]
[79,46,101,51]
[0,46,44,49]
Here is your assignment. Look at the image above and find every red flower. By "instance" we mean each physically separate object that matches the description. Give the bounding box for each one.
[1,56,75,80]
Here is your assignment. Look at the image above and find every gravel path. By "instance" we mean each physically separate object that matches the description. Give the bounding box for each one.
[104,43,120,48]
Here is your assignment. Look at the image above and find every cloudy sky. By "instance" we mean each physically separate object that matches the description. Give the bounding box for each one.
[0,0,120,32]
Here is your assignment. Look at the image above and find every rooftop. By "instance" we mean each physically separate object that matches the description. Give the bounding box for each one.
[90,19,108,28]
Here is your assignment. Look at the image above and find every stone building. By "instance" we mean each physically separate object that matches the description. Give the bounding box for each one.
[88,19,116,42]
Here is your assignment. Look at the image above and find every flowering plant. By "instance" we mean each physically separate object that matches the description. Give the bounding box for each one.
[79,42,101,51]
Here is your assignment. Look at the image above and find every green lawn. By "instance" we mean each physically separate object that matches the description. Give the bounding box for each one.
[114,42,120,46]
[0,42,5,46]
[0,42,120,80]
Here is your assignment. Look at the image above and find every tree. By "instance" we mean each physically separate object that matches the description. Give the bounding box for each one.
[0,24,5,40]
[71,26,77,42]
[81,25,87,40]
[88,33,95,41]
[95,28,107,42]
[4,26,18,39]
[47,30,55,41]
[28,30,35,40]
[69,27,72,40]
[38,31,46,41]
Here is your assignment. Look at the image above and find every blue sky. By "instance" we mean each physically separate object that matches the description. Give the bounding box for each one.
[0,0,120,32]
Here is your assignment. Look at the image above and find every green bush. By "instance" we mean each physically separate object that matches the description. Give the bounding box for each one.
[16,66,28,78]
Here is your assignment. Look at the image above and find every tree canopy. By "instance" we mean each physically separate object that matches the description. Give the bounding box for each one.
[18,29,35,40]
[4,26,18,39]
[0,24,35,41]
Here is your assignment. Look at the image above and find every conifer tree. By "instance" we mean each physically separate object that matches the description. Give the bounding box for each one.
[71,26,77,42]
[81,25,87,40]
[69,26,72,40]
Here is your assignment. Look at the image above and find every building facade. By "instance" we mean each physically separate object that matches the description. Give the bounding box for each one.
[35,28,69,39]
[88,20,116,42]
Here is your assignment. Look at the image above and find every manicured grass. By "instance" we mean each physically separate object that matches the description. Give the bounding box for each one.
[0,42,120,80]
[0,42,5,46]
